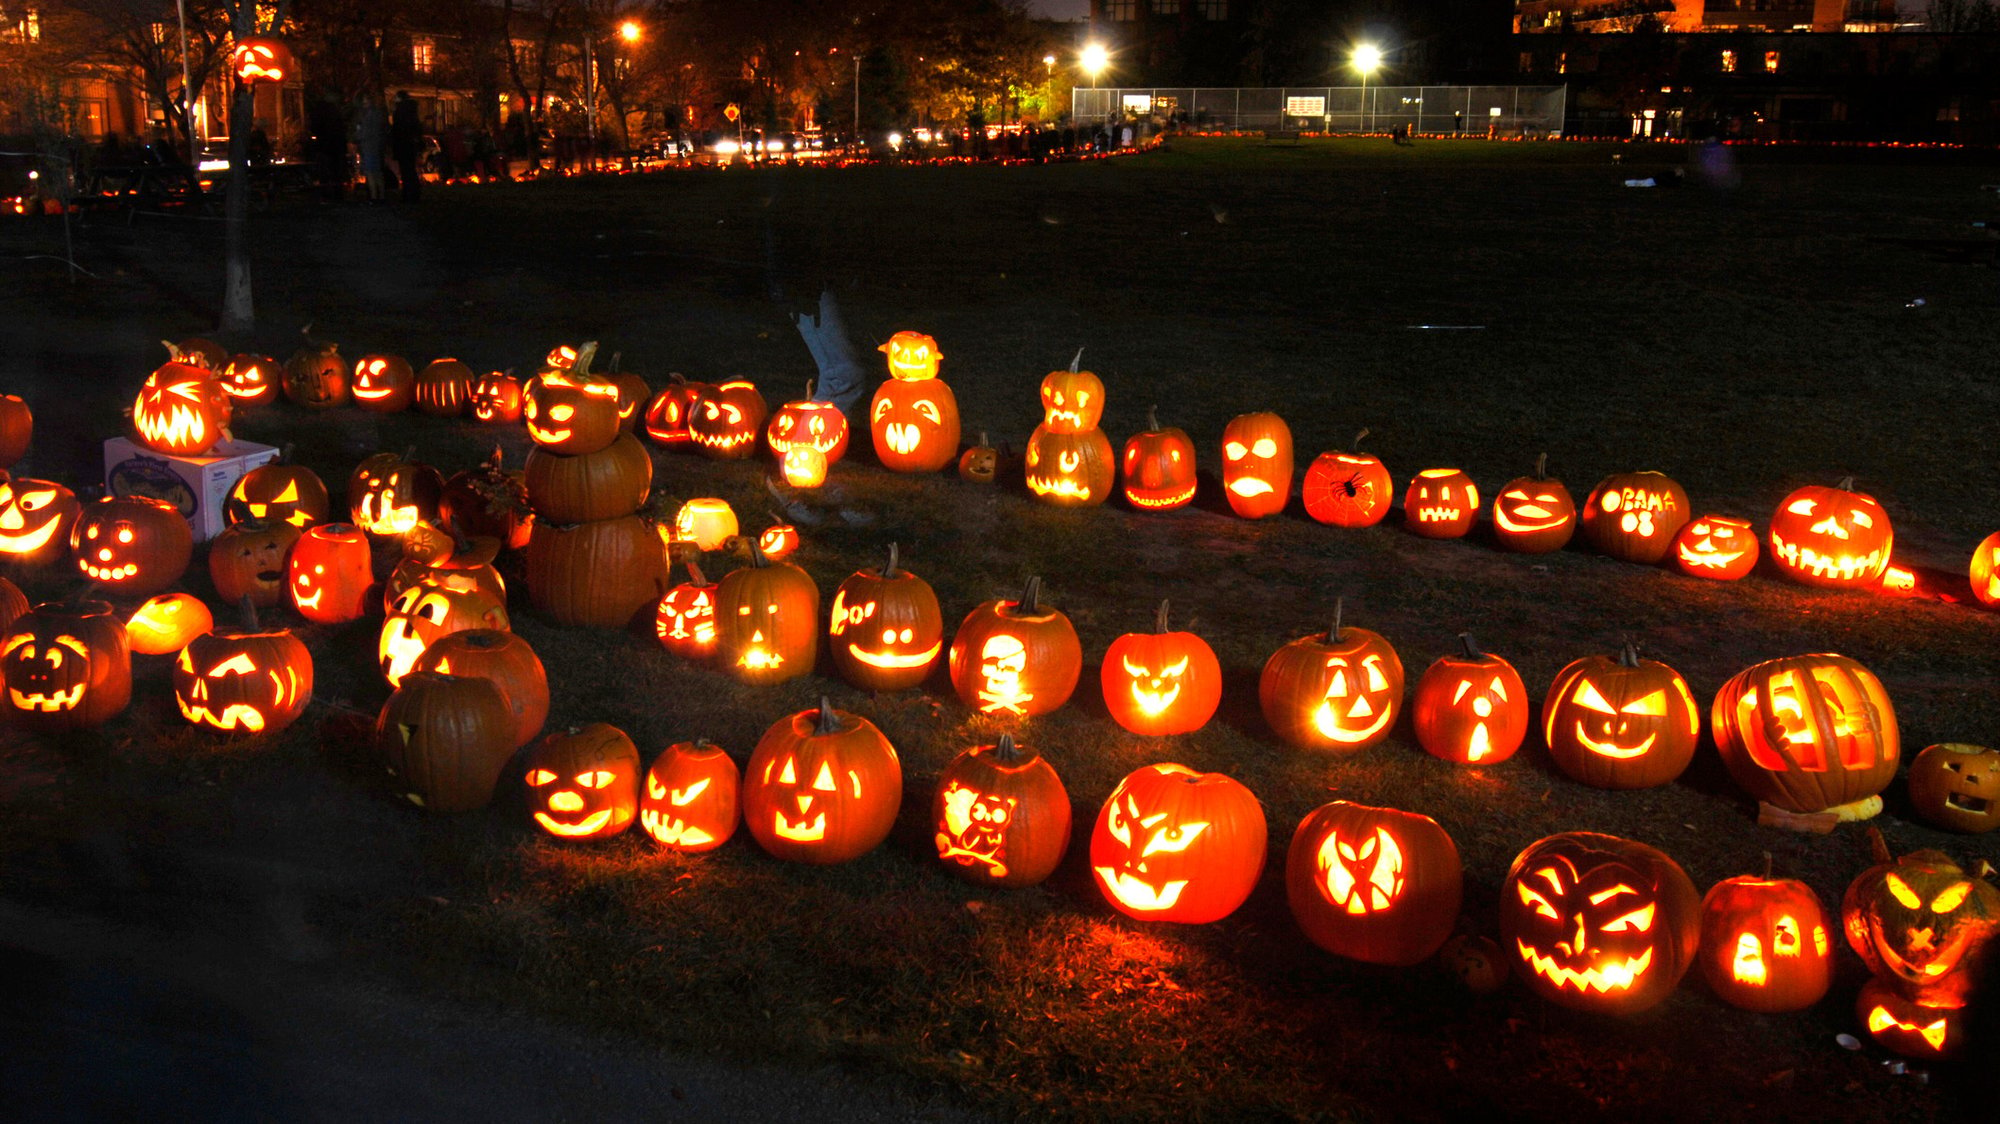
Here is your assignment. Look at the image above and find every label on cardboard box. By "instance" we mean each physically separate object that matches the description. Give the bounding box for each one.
[103,437,281,541]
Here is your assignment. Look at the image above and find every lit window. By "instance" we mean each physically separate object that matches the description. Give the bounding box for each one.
[1764,51,1780,73]
[1720,50,1736,74]
[1152,0,1177,13]
[413,37,435,75]
[1104,0,1137,19]
[1198,0,1227,16]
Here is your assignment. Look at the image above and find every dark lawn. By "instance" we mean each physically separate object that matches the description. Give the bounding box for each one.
[2,137,1997,1121]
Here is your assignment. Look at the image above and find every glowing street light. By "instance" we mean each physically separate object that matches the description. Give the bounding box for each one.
[619,20,642,44]
[1080,42,1108,89]
[1353,44,1382,134]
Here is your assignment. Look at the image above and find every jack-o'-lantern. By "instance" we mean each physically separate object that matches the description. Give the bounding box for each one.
[1908,744,2000,834]
[1581,471,1691,565]
[1711,653,1899,815]
[1542,645,1700,790]
[948,577,1081,717]
[227,463,330,530]
[378,671,517,813]
[439,449,534,550]
[231,36,293,83]
[71,496,192,596]
[348,450,444,537]
[524,724,641,839]
[673,498,739,552]
[1844,842,2000,1008]
[1122,408,1196,511]
[384,526,507,614]
[958,433,999,485]
[524,431,651,524]
[638,740,740,852]
[220,354,279,407]
[524,361,624,456]
[1286,801,1462,966]
[1969,531,2000,608]
[1491,454,1576,553]
[1302,430,1393,528]
[1673,515,1759,581]
[282,337,348,409]
[411,628,548,748]
[1858,977,1965,1060]
[743,698,902,864]
[1501,831,1701,1016]
[1,600,132,730]
[1101,600,1222,736]
[414,358,476,417]
[350,354,415,413]
[878,331,941,381]
[601,358,650,434]
[1768,478,1893,590]
[1258,600,1405,753]
[126,592,212,655]
[828,542,941,692]
[172,622,313,735]
[781,447,827,488]
[290,523,373,624]
[1698,870,1832,1013]
[655,562,719,660]
[1411,634,1528,765]
[133,347,230,455]
[870,367,960,474]
[208,519,300,608]
[0,477,79,567]
[379,579,509,687]
[688,380,769,460]
[715,546,819,685]
[0,394,29,468]
[1025,425,1115,507]
[523,514,668,629]
[1091,763,1267,924]
[642,375,712,448]
[1404,468,1478,539]
[173,337,227,370]
[1039,362,1106,435]
[756,523,799,560]
[933,733,1071,888]
[765,382,849,464]
[1221,412,1292,519]
[541,344,579,373]
[470,371,525,424]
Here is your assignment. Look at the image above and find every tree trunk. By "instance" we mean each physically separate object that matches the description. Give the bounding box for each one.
[221,78,254,332]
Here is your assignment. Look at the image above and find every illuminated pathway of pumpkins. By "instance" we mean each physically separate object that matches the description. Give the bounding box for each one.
[0,330,1994,1065]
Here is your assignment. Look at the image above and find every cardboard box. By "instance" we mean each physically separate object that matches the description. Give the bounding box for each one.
[103,437,281,541]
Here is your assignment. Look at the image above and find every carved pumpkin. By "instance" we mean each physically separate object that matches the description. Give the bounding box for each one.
[716,546,820,685]
[654,561,719,660]
[1,600,132,730]
[672,498,738,551]
[379,579,509,687]
[765,382,850,464]
[1101,600,1222,736]
[378,671,518,813]
[348,451,444,538]
[439,449,533,551]
[1698,871,1832,1013]
[1039,363,1105,436]
[642,375,712,448]
[1907,743,2000,834]
[525,364,624,456]
[227,463,330,530]
[1258,600,1405,753]
[1843,843,2000,1008]
[1025,425,1115,507]
[1404,468,1478,539]
[411,629,548,749]
[126,592,213,655]
[390,524,507,609]
[1121,408,1197,511]
[1491,454,1576,553]
[207,519,300,608]
[470,371,525,424]
[541,343,580,373]
[282,338,348,409]
[1542,645,1700,790]
[1858,976,1966,1060]
[756,524,799,560]
[524,724,642,840]
[1672,514,1760,581]
[1286,801,1462,966]
[870,372,960,474]
[828,542,941,692]
[878,330,942,381]
[639,740,740,852]
[1302,430,1393,528]
[1581,471,1691,565]
[0,477,80,567]
[220,354,280,407]
[1411,633,1528,766]
[1710,653,1899,814]
[132,349,230,455]
[1220,411,1293,519]
[780,447,828,489]
[743,698,902,864]
[71,496,193,596]
[1768,477,1894,590]
[1501,831,1701,1016]
[231,36,293,83]
[1091,763,1267,924]
[524,431,652,524]
[0,393,32,467]
[414,358,477,417]
[350,354,415,413]
[604,360,650,434]
[524,514,668,629]
[172,623,313,735]
[688,380,769,460]
[289,523,374,624]
[957,433,999,485]
[174,337,227,370]
[947,576,1081,718]
[933,733,1071,888]
[1969,531,2000,609]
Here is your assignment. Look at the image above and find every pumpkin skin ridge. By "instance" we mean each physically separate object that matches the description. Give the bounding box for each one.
[1541,648,1700,790]
[525,515,669,630]
[1258,621,1405,754]
[524,431,654,523]
[378,672,518,814]
[1697,874,1832,1013]
[742,702,902,864]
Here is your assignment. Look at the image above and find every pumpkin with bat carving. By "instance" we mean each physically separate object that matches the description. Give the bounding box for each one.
[1286,801,1462,966]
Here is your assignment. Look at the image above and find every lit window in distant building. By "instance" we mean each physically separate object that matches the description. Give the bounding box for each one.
[413,37,435,75]
[1152,0,1177,13]
[1198,0,1227,16]
[1763,51,1780,73]
[1558,51,1567,75]
[1103,0,1137,20]
[1720,50,1737,74]
[152,21,166,44]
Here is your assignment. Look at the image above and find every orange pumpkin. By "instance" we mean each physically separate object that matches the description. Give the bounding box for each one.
[0,477,80,567]
[1906,743,2000,834]
[126,592,213,655]
[350,354,416,412]
[688,380,769,460]
[878,330,942,381]
[1672,514,1760,581]
[639,741,740,852]
[290,523,374,624]
[1100,600,1222,736]
[172,623,313,735]
[1301,430,1393,528]
[1025,425,1115,507]
[828,542,942,692]
[1,600,132,731]
[1542,645,1700,790]
[133,347,231,455]
[524,514,668,629]
[1767,477,1893,590]
[1490,454,1576,553]
[348,450,444,538]
[1091,763,1267,924]
[220,354,280,407]
[1710,653,1898,814]
[1581,470,1691,565]
[1038,362,1106,434]
[1404,468,1478,539]
[1121,408,1197,511]
[71,496,193,597]
[0,393,29,467]
[947,576,1081,718]
[765,382,850,464]
[1258,600,1405,753]
[870,374,960,473]
[207,519,301,609]
[411,629,548,748]
[1698,870,1832,1013]
[227,462,331,531]
[1286,801,1462,966]
[642,374,712,448]
[1411,633,1528,766]
[1843,842,1999,1012]
[715,545,820,685]
[438,449,534,551]
[414,358,477,417]
[524,724,641,839]
[1968,531,2000,608]
[524,431,652,524]
[378,579,509,687]
[525,364,624,456]
[742,698,902,864]
[654,561,719,660]
[283,337,348,409]
[470,371,526,424]
[379,672,518,813]
[1220,411,1292,519]
[933,733,1071,888]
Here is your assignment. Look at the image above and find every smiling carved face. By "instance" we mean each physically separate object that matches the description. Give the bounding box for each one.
[878,332,941,381]
[350,355,415,412]
[637,742,739,852]
[1843,849,2000,1001]
[1673,515,1760,581]
[1492,475,1576,552]
[1543,649,1701,790]
[525,372,623,454]
[1768,483,1894,589]
[525,726,640,840]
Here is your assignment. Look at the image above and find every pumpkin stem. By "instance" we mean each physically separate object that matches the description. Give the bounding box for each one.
[992,733,1029,763]
[1836,475,1856,492]
[609,351,623,374]
[280,442,296,465]
[1350,428,1370,451]
[1864,825,1892,866]
[883,542,901,578]
[805,379,816,400]
[1328,598,1345,643]
[239,594,259,631]
[977,430,990,448]
[160,339,183,361]
[1457,632,1483,660]
[1154,599,1171,633]
[1618,643,1641,668]
[1761,851,1773,881]
[1068,347,1083,373]
[1147,406,1161,432]
[747,542,770,568]
[815,696,840,735]
[685,559,707,586]
[573,341,600,378]
[1016,575,1043,615]
[1534,452,1548,480]
[485,445,505,471]
[400,445,417,463]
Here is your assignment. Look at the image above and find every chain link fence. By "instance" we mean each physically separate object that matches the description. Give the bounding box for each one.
[1072,86,1569,137]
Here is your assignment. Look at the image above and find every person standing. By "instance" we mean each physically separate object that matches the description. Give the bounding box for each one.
[391,90,422,202]
[356,95,387,202]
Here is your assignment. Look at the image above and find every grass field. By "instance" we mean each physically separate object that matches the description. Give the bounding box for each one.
[3,137,1998,1120]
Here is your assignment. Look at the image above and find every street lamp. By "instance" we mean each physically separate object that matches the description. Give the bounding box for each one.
[586,17,643,162]
[1352,44,1381,134]
[1081,42,1107,89]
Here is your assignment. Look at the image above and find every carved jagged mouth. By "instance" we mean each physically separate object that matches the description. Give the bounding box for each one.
[534,810,613,838]
[1867,1005,1951,1051]
[135,402,210,448]
[1044,409,1089,430]
[11,685,83,712]
[774,809,826,842]
[1574,721,1657,760]
[1028,474,1095,501]
[1770,531,1884,584]
[1515,939,1652,994]
[1130,684,1183,717]
[737,648,785,671]
[1681,547,1746,569]
[82,562,140,583]
[1314,694,1393,744]
[1094,867,1189,912]
[639,809,716,848]
[178,702,268,733]
[1414,505,1465,524]
[848,640,941,670]
[696,431,755,453]
[294,586,325,612]
[1128,483,1196,509]
[1868,917,1970,984]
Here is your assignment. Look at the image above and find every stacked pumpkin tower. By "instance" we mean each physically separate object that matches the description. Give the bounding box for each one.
[521,342,669,628]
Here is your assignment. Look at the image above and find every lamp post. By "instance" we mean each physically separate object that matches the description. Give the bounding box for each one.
[1080,42,1107,126]
[585,17,643,165]
[1352,44,1381,134]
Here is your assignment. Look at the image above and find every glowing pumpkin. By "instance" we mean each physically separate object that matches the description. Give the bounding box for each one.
[525,361,624,456]
[227,463,330,530]
[1907,743,2000,834]
[414,358,477,417]
[757,523,800,560]
[642,375,712,448]
[1025,425,1115,507]
[1581,471,1691,565]
[0,477,80,567]
[1122,408,1197,511]
[688,380,769,460]
[132,348,230,455]
[1101,600,1222,736]
[1672,515,1760,581]
[654,561,719,660]
[742,698,902,864]
[1698,871,1832,1013]
[765,382,850,464]
[524,724,641,839]
[378,579,509,687]
[781,447,828,488]
[1969,531,2000,609]
[1501,831,1700,1016]
[1411,633,1528,766]
[0,394,29,467]
[350,354,415,413]
[1404,468,1478,539]
[289,523,374,624]
[957,433,999,485]
[70,496,193,597]
[715,546,820,685]
[947,576,1081,718]
[1767,477,1893,590]
[870,374,960,474]
[1843,842,1999,1009]
[220,354,279,407]
[932,733,1071,889]
[471,371,525,424]
[1,600,132,731]
[1286,801,1462,966]
[231,36,293,83]
[1542,645,1700,790]
[207,519,301,609]
[1490,454,1576,553]
[673,498,739,552]
[126,592,213,655]
[878,331,941,381]
[1220,411,1292,519]
[1258,600,1405,753]
[348,450,444,538]
[828,542,942,692]
[172,624,313,735]
[1301,430,1393,528]
[1090,763,1267,924]
[639,741,740,852]
[1710,653,1898,815]
[1858,977,1965,1060]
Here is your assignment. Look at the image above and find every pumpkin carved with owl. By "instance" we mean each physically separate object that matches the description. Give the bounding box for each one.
[932,734,1070,889]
